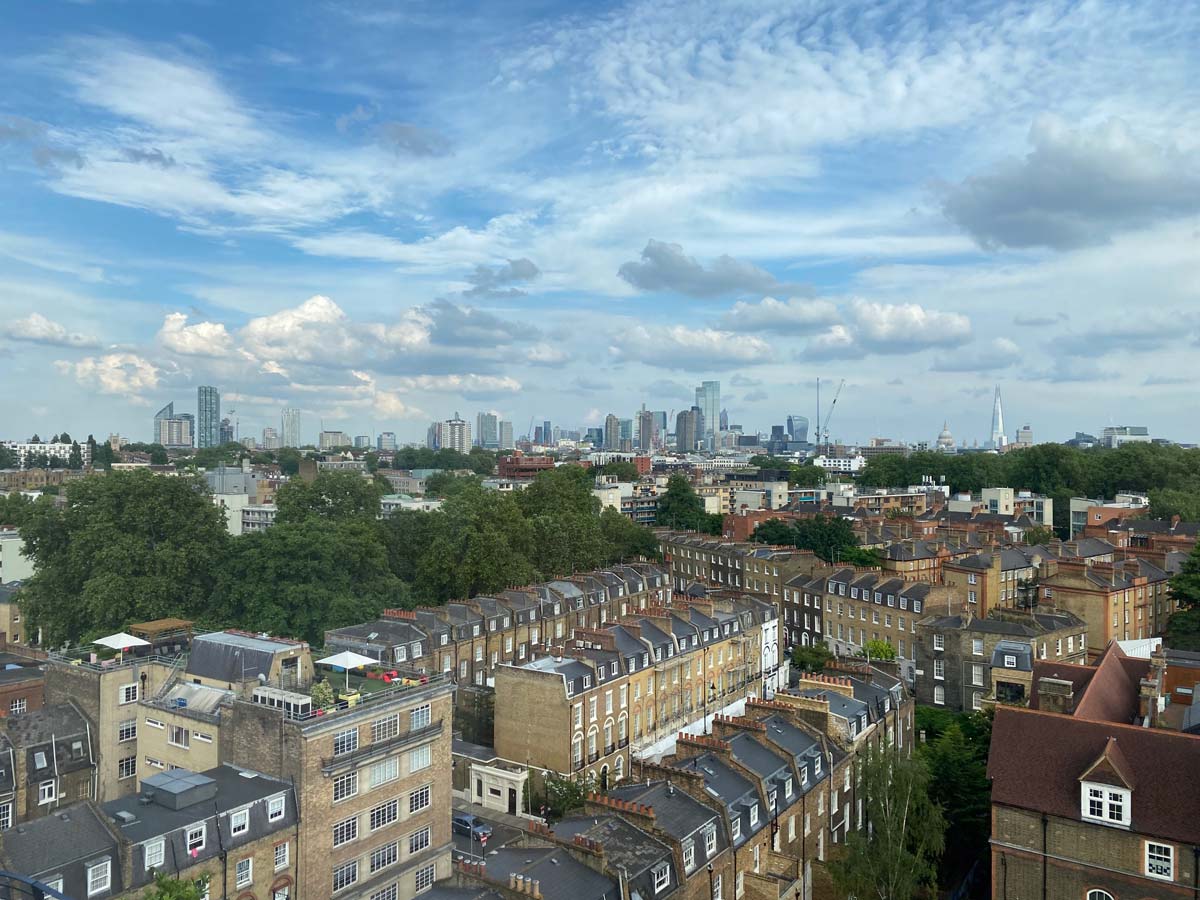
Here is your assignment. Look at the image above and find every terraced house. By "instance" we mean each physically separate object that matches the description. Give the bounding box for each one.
[658,532,819,603]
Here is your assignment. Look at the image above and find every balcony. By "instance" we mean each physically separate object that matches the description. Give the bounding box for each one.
[618,737,629,749]
[604,743,616,756]
[588,750,600,764]
[574,757,585,772]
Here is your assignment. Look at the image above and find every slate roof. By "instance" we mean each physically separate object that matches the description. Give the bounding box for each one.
[0,802,119,881]
[484,847,618,900]
[609,780,725,850]
[552,814,676,897]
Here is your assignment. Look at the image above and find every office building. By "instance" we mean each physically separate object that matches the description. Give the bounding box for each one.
[1102,425,1152,448]
[787,415,809,443]
[197,385,220,449]
[695,381,720,444]
[377,431,397,452]
[261,426,281,450]
[636,408,655,450]
[498,420,514,450]
[281,407,301,447]
[543,420,552,445]
[354,435,371,448]
[318,431,351,450]
[989,385,1006,450]
[675,407,700,452]
[218,417,235,445]
[603,413,621,450]
[152,403,193,449]
[475,412,499,449]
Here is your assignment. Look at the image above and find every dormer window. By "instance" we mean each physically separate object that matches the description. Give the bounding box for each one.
[730,817,741,841]
[1081,782,1130,827]
[749,804,759,827]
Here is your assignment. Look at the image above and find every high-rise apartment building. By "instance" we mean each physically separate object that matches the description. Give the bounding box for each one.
[197,385,220,448]
[695,380,720,444]
[262,426,281,450]
[603,413,621,450]
[354,435,371,448]
[281,407,301,447]
[429,413,470,452]
[153,402,194,448]
[475,412,499,449]
[498,420,514,449]
[637,407,655,450]
[675,407,699,452]
[319,430,352,450]
[377,431,397,451]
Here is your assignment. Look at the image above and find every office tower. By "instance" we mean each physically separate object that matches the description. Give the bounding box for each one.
[543,420,552,445]
[533,426,544,445]
[476,412,499,449]
[603,413,621,450]
[585,427,604,446]
[377,431,397,451]
[637,407,655,451]
[153,403,194,448]
[675,408,699,452]
[281,407,301,447]
[262,426,281,450]
[1016,424,1033,446]
[719,408,729,432]
[653,411,668,436]
[694,381,720,444]
[990,385,1007,450]
[218,417,235,444]
[619,418,633,446]
[153,402,172,444]
[787,415,809,443]
[354,435,371,448]
[318,431,351,450]
[498,420,514,449]
[197,385,220,448]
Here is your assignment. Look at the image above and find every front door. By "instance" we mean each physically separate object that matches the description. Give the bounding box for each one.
[507,788,517,816]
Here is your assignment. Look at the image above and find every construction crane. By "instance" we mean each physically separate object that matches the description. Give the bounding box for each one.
[820,379,844,448]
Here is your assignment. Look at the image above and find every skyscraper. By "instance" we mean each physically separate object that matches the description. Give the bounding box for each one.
[377,431,397,451]
[153,402,194,448]
[432,412,471,452]
[990,385,1007,450]
[637,407,655,451]
[476,412,499,449]
[543,420,552,446]
[695,381,720,445]
[262,426,281,450]
[197,385,220,448]
[675,407,700,453]
[719,408,729,432]
[281,407,301,447]
[498,420,514,449]
[787,415,809,443]
[603,413,621,450]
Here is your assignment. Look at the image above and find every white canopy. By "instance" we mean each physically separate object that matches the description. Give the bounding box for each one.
[316,651,377,671]
[94,632,151,650]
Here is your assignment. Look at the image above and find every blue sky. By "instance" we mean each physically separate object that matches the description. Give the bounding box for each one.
[2,0,1199,446]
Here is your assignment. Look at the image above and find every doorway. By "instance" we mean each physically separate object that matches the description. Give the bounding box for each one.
[508,787,517,816]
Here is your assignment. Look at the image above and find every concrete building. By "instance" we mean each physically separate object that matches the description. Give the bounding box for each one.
[945,487,1054,528]
[354,435,371,448]
[475,413,499,449]
[152,403,194,448]
[377,431,398,452]
[281,406,301,447]
[637,407,655,451]
[319,431,352,450]
[498,421,514,450]
[262,426,282,449]
[674,408,700,453]
[602,413,620,451]
[1,440,91,469]
[197,385,220,449]
[913,606,1087,711]
[1102,425,1152,448]
[429,414,470,453]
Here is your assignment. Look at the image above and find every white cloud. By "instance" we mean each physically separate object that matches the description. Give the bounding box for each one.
[612,325,771,370]
[720,296,839,334]
[6,312,99,348]
[56,352,160,400]
[156,312,234,357]
[848,299,972,352]
[931,337,1021,373]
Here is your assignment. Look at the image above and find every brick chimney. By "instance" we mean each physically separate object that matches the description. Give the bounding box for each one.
[1036,677,1075,715]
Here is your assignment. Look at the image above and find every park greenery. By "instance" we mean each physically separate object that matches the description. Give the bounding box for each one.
[1167,540,1200,651]
[15,465,659,646]
[654,474,724,534]
[751,514,880,565]
[748,455,827,487]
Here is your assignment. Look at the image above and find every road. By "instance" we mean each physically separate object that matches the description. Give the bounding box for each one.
[450,812,522,862]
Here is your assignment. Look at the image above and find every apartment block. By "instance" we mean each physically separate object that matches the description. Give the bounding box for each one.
[913,606,1087,711]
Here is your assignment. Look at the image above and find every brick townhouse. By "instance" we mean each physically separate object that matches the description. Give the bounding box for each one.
[657,532,821,601]
[990,645,1200,899]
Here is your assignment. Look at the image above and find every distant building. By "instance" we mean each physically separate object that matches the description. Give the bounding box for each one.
[429,412,470,452]
[498,420,514,449]
[636,407,655,451]
[353,435,371,448]
[1,440,90,469]
[280,406,301,447]
[695,380,720,445]
[675,407,700,452]
[1016,423,1034,445]
[787,414,809,443]
[476,412,499,449]
[196,385,220,449]
[603,413,621,450]
[261,426,281,450]
[218,417,235,445]
[376,430,397,451]
[152,403,193,448]
[318,430,351,450]
[1102,425,1151,448]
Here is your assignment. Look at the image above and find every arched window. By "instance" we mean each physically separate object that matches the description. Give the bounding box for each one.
[1085,891,1113,900]
[972,691,983,710]
[614,755,625,780]
[934,685,945,706]
[572,735,583,767]
[801,633,810,647]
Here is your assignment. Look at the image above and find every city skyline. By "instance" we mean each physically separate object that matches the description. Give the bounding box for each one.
[1,2,1198,445]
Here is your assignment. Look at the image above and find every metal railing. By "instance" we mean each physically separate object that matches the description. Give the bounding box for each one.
[48,651,186,673]
[321,720,443,771]
[0,872,70,900]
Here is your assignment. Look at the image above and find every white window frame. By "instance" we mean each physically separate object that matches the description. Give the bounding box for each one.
[275,842,290,872]
[268,795,286,822]
[653,862,671,893]
[187,823,206,853]
[230,808,249,836]
[87,859,111,896]
[235,857,253,889]
[1145,841,1174,880]
[1080,782,1130,827]
[144,838,165,870]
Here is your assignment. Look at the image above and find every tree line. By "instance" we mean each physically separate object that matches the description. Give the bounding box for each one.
[15,466,659,647]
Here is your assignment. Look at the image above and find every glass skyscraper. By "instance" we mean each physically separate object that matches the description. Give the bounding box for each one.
[197,385,220,448]
[694,381,720,444]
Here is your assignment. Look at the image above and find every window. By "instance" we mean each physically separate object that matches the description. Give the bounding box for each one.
[409,744,432,773]
[9,698,25,715]
[371,756,400,787]
[87,860,111,896]
[187,823,206,853]
[653,862,671,893]
[372,714,400,743]
[1003,654,1017,668]
[704,824,717,856]
[749,804,759,827]
[332,861,358,893]
[235,858,252,889]
[972,691,982,710]
[971,664,984,686]
[410,703,432,730]
[144,838,165,870]
[971,638,983,656]
[118,720,137,742]
[409,825,431,854]
[120,684,138,704]
[118,756,137,780]
[231,808,249,836]
[415,863,436,894]
[333,816,359,847]
[38,780,56,805]
[333,728,359,756]
[0,802,10,830]
[370,799,399,831]
[274,841,290,871]
[1086,893,1113,900]
[268,795,286,822]
[410,784,432,813]
[169,725,190,749]
[933,659,944,680]
[1081,783,1130,826]
[372,841,399,873]
[682,840,695,871]
[333,771,358,802]
[372,886,398,900]
[1146,842,1174,880]
[713,873,723,900]
[44,880,62,895]
[731,817,741,841]
[934,685,945,705]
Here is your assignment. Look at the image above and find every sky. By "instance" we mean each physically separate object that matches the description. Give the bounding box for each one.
[1,0,1199,447]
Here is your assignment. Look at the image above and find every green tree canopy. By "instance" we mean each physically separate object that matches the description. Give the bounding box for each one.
[1169,540,1200,609]
[19,471,228,644]
[793,514,860,562]
[791,642,831,673]
[142,874,208,900]
[275,470,384,524]
[594,460,641,481]
[918,709,992,886]
[751,518,794,545]
[863,638,897,660]
[655,475,722,534]
[0,445,19,469]
[829,744,946,900]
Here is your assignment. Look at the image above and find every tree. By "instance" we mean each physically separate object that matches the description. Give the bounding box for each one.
[829,745,946,900]
[310,679,336,710]
[1023,525,1056,545]
[594,460,640,481]
[542,773,593,820]
[423,471,481,498]
[598,507,660,563]
[142,874,208,900]
[19,471,228,644]
[1166,607,1200,651]
[68,441,84,470]
[792,515,861,563]
[275,471,383,524]
[863,638,897,660]
[751,519,795,545]
[149,446,168,465]
[1169,541,1200,609]
[919,710,992,886]
[0,445,17,469]
[791,642,831,672]
[656,475,712,532]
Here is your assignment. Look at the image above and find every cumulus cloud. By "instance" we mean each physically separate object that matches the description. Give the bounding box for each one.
[239,295,364,364]
[618,240,792,298]
[156,312,233,357]
[803,324,857,360]
[930,337,1021,372]
[463,257,541,297]
[720,296,839,334]
[612,324,771,370]
[942,116,1200,250]
[5,312,99,348]
[803,300,971,359]
[56,352,160,399]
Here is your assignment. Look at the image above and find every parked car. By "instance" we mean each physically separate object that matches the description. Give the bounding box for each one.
[452,813,493,839]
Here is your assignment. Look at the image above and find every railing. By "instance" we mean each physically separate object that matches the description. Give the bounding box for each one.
[588,751,600,764]
[574,758,585,772]
[321,720,443,771]
[0,872,71,900]
[618,737,629,749]
[291,670,453,724]
[604,743,616,756]
[48,651,186,673]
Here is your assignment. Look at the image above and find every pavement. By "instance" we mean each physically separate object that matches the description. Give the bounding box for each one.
[451,798,536,862]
